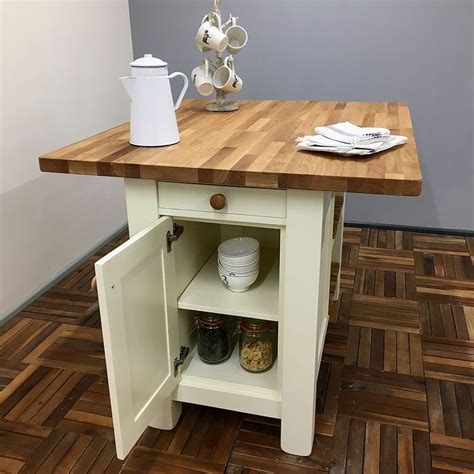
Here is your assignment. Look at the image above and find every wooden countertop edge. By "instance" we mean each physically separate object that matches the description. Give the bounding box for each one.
[38,157,422,197]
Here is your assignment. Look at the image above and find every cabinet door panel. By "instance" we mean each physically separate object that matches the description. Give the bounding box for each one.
[95,216,180,459]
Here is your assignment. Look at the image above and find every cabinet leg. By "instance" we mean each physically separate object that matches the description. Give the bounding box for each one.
[280,190,327,456]
[124,178,160,237]
[149,399,182,430]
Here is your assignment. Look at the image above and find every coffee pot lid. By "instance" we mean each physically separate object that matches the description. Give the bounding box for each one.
[130,53,167,68]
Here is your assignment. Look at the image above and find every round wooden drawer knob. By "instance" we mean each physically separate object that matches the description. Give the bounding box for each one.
[210,193,226,210]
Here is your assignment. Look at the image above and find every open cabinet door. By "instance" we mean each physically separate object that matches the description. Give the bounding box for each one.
[95,217,180,459]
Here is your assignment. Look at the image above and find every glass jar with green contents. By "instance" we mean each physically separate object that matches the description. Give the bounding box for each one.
[239,319,276,372]
[196,314,231,364]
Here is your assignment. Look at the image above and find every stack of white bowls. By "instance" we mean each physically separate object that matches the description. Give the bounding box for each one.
[217,237,260,292]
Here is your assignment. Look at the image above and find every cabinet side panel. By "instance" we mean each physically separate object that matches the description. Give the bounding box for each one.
[174,221,220,297]
[331,193,345,301]
[281,189,325,456]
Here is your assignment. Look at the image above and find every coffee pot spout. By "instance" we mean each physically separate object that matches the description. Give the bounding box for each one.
[119,76,135,100]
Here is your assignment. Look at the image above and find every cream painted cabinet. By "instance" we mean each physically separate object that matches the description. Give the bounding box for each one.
[95,179,345,460]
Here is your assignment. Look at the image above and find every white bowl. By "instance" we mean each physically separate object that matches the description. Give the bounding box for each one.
[218,266,259,276]
[217,267,260,275]
[218,247,259,258]
[218,270,259,292]
[218,259,259,273]
[219,266,260,276]
[218,253,259,265]
[218,267,260,276]
[218,249,260,266]
[218,237,260,258]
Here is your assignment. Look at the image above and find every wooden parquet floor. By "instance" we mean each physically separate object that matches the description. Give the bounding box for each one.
[1,228,473,473]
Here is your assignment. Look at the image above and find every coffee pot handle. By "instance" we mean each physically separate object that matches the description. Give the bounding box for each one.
[169,72,189,110]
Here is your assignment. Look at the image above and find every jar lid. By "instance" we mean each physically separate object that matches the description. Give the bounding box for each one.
[198,314,227,326]
[241,319,272,333]
[130,53,168,68]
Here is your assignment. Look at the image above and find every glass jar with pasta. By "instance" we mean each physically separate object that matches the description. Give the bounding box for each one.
[239,319,276,372]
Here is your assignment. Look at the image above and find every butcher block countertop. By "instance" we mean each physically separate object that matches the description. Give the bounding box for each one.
[39,100,422,195]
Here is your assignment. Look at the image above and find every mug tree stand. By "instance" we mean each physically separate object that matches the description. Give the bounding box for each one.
[204,0,239,112]
[205,89,238,112]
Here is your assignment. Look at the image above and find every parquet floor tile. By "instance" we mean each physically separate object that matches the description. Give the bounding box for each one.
[56,377,115,439]
[426,378,474,440]
[339,268,356,295]
[430,433,474,473]
[328,293,351,326]
[132,405,241,472]
[322,324,348,364]
[466,237,474,265]
[19,430,124,473]
[0,317,24,336]
[357,247,415,273]
[422,336,474,384]
[359,228,413,251]
[344,326,424,376]
[0,419,52,473]
[22,324,105,375]
[353,268,417,299]
[316,361,343,437]
[123,446,226,473]
[19,288,99,325]
[81,307,102,328]
[342,227,361,246]
[414,251,474,280]
[329,415,431,474]
[348,294,420,333]
[338,366,428,431]
[228,415,331,473]
[416,275,474,305]
[0,227,473,472]
[0,359,26,392]
[420,302,474,340]
[54,257,99,292]
[0,318,59,363]
[0,365,96,427]
[341,243,359,269]
[413,234,470,256]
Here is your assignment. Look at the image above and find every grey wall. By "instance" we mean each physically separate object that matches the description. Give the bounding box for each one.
[129,0,474,231]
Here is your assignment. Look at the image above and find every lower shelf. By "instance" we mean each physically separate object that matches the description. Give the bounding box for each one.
[173,344,281,419]
[184,343,277,389]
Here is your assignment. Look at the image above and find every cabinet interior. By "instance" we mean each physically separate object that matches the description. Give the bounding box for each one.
[171,220,283,414]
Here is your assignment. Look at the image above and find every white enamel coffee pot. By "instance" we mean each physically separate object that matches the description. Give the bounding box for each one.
[120,54,188,147]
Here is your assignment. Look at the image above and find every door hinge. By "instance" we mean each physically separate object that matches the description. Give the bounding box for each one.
[166,223,184,252]
[174,345,189,377]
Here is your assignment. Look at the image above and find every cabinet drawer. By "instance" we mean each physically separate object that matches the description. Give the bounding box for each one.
[158,182,287,220]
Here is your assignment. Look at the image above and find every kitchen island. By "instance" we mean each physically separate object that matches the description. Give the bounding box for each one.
[39,100,422,459]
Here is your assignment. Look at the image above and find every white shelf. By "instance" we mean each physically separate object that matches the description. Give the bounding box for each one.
[177,248,279,321]
[174,344,281,418]
[183,343,277,390]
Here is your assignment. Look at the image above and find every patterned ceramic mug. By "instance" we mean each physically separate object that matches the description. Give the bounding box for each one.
[191,59,214,97]
[195,12,228,53]
[224,16,248,55]
[213,56,242,93]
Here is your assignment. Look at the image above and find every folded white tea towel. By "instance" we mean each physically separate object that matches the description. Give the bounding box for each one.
[296,121,407,156]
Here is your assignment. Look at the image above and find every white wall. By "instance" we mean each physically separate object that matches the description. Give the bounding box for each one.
[0,1,133,320]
